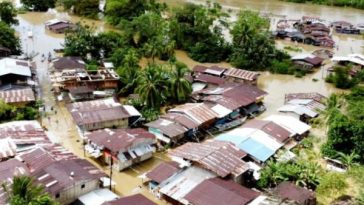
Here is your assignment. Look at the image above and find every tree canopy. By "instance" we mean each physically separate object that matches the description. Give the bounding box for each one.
[21,0,56,11]
[230,10,287,70]
[105,0,166,25]
[321,86,364,163]
[5,176,58,205]
[171,3,230,62]
[0,22,21,55]
[0,1,18,25]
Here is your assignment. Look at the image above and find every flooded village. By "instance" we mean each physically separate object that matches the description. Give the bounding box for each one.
[0,0,364,205]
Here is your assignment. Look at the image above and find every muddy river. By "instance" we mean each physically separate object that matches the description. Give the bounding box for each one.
[10,0,363,203]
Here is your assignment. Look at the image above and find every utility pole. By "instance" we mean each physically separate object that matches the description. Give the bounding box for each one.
[109,154,113,191]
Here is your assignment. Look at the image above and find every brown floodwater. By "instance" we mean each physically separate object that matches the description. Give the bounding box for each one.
[12,0,363,203]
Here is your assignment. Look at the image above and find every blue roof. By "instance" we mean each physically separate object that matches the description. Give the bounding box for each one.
[238,138,276,162]
[215,134,248,146]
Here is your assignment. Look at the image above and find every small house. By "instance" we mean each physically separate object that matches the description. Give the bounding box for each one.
[278,92,327,122]
[32,159,105,205]
[145,161,181,193]
[292,54,324,71]
[85,128,156,171]
[68,98,141,131]
[223,67,260,85]
[0,58,33,86]
[69,86,94,102]
[45,19,76,33]
[264,115,311,140]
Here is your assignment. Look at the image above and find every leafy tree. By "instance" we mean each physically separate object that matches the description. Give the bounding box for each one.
[321,87,364,163]
[0,1,18,25]
[96,31,127,58]
[73,0,100,18]
[116,49,141,94]
[336,151,359,168]
[171,3,230,62]
[0,99,16,122]
[3,176,58,205]
[0,22,21,55]
[169,62,192,103]
[230,10,283,70]
[135,64,170,108]
[21,0,56,11]
[105,0,166,25]
[258,160,322,189]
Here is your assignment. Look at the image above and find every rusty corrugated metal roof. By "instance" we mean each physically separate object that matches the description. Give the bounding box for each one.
[0,87,35,104]
[224,68,259,81]
[146,161,180,183]
[86,128,155,153]
[169,140,248,177]
[68,98,133,126]
[169,103,219,125]
[184,178,260,205]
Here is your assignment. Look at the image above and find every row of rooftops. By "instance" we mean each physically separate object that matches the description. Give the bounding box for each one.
[146,83,267,142]
[144,139,316,205]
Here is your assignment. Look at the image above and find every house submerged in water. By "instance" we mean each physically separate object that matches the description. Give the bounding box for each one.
[85,128,156,171]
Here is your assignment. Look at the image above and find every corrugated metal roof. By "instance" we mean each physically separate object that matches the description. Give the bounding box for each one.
[146,161,180,183]
[0,58,31,77]
[284,93,326,104]
[194,74,225,85]
[210,104,232,118]
[0,159,29,204]
[184,178,260,205]
[161,113,199,129]
[32,159,105,196]
[169,103,218,125]
[68,98,134,126]
[169,140,248,177]
[0,138,16,160]
[145,119,187,138]
[0,87,35,104]
[102,194,157,205]
[86,128,155,153]
[264,115,311,135]
[0,121,51,146]
[216,127,284,162]
[224,68,259,81]
[159,166,216,202]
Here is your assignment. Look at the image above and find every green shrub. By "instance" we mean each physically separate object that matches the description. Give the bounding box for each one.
[316,173,348,196]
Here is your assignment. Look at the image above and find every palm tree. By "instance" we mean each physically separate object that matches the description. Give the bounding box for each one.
[336,151,359,168]
[135,64,169,108]
[3,175,57,205]
[169,62,192,103]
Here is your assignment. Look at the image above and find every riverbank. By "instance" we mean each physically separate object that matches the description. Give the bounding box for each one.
[281,0,364,10]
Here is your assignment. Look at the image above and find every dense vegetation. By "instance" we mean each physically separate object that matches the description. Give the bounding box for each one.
[283,0,364,9]
[0,22,21,55]
[58,0,100,18]
[0,1,18,25]
[326,65,364,89]
[21,0,56,11]
[321,87,364,163]
[0,100,40,122]
[4,176,58,205]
